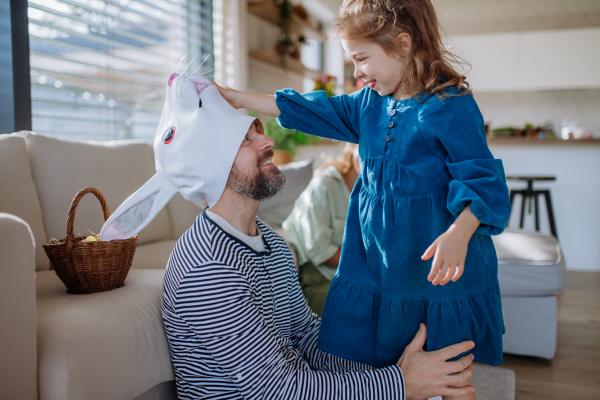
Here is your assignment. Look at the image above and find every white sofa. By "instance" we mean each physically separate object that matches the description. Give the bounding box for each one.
[0,131,200,400]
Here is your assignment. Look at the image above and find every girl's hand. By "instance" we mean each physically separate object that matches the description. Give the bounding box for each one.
[422,228,469,285]
[211,82,281,117]
[212,82,243,109]
[421,205,481,286]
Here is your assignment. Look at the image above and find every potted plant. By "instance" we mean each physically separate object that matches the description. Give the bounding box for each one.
[262,118,321,165]
[275,0,293,66]
[313,75,337,97]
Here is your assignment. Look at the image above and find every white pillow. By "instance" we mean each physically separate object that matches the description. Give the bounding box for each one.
[257,159,313,229]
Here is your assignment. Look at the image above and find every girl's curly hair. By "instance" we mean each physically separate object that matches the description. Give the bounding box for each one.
[331,0,471,99]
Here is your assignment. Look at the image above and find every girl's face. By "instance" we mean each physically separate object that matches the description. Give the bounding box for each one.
[342,35,412,100]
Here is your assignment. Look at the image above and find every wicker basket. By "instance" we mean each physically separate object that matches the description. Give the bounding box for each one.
[43,187,138,294]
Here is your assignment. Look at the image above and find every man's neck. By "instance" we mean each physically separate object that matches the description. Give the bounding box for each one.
[209,187,261,236]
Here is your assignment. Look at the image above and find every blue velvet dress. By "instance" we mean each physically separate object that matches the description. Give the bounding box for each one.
[275,87,512,368]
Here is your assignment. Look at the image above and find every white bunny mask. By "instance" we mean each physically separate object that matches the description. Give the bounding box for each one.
[99,73,256,241]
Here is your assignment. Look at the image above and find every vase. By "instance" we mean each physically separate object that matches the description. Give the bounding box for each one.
[272,150,293,165]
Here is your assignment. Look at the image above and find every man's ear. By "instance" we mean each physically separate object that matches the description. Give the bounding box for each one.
[100,174,178,241]
[396,32,412,57]
[255,118,264,134]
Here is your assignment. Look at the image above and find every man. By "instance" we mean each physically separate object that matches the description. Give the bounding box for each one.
[161,118,475,400]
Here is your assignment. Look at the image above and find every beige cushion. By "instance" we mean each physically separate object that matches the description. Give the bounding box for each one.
[132,239,178,269]
[165,191,202,239]
[494,229,566,296]
[0,214,38,400]
[18,132,173,245]
[0,135,49,270]
[36,269,174,400]
[257,159,313,229]
[134,381,177,400]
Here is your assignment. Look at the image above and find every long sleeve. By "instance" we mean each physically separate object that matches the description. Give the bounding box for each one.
[174,262,405,400]
[275,87,381,144]
[418,93,511,235]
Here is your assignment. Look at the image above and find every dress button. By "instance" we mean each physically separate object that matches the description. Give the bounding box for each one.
[389,122,394,128]
[386,136,391,142]
[390,110,396,116]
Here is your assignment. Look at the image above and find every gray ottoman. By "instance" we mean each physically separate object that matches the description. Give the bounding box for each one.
[493,229,566,359]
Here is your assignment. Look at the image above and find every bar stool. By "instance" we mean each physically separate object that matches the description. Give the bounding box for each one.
[506,176,558,240]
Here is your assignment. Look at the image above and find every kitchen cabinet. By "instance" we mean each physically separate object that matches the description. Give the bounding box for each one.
[449,27,600,92]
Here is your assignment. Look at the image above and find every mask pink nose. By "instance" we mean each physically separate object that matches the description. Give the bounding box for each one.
[189,78,209,95]
[168,73,179,87]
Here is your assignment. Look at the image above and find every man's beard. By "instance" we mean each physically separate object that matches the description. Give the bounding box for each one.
[226,150,286,201]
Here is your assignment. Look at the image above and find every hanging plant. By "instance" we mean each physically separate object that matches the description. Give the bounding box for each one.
[290,36,306,60]
[274,0,304,67]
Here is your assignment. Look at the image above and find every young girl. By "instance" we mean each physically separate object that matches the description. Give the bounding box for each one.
[216,0,510,398]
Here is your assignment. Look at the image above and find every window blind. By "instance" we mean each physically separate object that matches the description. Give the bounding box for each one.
[28,0,213,142]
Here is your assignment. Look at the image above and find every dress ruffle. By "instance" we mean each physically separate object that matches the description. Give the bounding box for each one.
[318,275,505,368]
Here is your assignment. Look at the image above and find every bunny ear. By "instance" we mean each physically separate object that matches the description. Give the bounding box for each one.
[99,174,178,241]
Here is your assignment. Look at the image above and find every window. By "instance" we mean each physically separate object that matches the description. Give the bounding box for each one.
[28,0,213,142]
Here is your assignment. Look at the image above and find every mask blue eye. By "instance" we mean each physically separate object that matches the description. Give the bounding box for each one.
[164,127,176,144]
[199,98,202,108]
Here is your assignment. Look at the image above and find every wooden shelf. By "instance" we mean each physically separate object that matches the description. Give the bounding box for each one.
[248,1,324,41]
[487,137,600,146]
[249,49,321,79]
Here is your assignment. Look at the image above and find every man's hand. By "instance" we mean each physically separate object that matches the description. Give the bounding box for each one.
[398,324,474,400]
[421,205,480,285]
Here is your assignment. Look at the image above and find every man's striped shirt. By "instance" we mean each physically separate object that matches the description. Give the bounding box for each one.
[162,211,405,399]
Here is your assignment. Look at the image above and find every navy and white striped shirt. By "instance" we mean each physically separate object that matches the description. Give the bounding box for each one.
[162,211,405,399]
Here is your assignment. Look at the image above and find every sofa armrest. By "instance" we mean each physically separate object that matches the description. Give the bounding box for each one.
[0,213,38,399]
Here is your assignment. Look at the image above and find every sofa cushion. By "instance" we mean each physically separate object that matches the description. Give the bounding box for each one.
[257,158,313,229]
[18,132,173,245]
[132,239,178,269]
[36,269,174,400]
[494,229,566,296]
[165,191,202,239]
[0,135,49,271]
